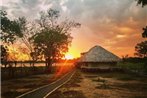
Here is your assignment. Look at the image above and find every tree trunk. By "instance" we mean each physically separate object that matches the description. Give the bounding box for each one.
[45,58,52,74]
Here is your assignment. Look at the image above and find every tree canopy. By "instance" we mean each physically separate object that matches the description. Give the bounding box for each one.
[0,10,24,44]
[142,26,147,38]
[135,41,147,58]
[30,9,80,68]
[137,0,147,7]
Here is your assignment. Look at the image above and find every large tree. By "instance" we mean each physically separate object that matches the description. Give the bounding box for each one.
[0,10,22,68]
[30,9,80,71]
[142,26,147,38]
[135,41,147,58]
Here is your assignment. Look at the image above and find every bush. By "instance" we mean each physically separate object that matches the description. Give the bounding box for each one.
[118,62,144,71]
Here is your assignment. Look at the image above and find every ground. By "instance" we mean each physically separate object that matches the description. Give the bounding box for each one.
[47,70,147,98]
[1,73,64,98]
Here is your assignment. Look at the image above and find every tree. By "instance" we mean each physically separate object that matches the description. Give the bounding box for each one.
[16,17,38,69]
[142,26,147,38]
[0,10,31,77]
[1,45,9,68]
[30,9,80,72]
[122,54,129,62]
[1,10,37,69]
[0,10,23,44]
[137,0,147,7]
[135,41,147,58]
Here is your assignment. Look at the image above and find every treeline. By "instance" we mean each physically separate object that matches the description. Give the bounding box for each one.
[122,57,147,63]
[1,8,80,80]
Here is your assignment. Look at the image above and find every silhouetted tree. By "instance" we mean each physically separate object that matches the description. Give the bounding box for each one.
[16,17,38,69]
[142,26,147,38]
[0,10,23,44]
[135,41,147,58]
[137,0,147,7]
[0,10,31,77]
[122,54,129,62]
[30,9,80,72]
[1,45,8,68]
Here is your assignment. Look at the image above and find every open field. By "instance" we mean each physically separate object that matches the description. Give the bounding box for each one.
[1,73,61,98]
[47,70,147,98]
[1,64,74,98]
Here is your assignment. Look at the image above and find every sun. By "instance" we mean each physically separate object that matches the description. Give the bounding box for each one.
[65,54,74,60]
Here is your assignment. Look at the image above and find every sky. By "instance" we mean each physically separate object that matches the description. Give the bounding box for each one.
[1,0,147,58]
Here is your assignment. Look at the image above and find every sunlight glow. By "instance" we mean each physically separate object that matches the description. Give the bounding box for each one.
[65,54,74,60]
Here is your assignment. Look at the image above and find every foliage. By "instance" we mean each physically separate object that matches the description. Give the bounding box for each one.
[1,45,9,67]
[135,41,147,58]
[122,54,129,62]
[0,10,23,44]
[118,62,144,70]
[30,9,80,68]
[119,56,147,73]
[137,0,147,7]
[121,57,147,63]
[142,26,147,38]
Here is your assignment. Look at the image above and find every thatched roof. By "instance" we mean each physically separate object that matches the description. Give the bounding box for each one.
[79,45,120,62]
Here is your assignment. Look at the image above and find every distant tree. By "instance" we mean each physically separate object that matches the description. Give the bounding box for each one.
[122,54,129,62]
[30,9,80,72]
[15,17,38,69]
[135,41,147,58]
[142,26,147,38]
[137,0,147,7]
[1,45,9,68]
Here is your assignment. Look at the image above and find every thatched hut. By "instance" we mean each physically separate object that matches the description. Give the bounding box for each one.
[77,45,120,71]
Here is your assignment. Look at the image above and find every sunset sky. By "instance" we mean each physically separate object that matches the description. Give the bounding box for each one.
[1,0,147,58]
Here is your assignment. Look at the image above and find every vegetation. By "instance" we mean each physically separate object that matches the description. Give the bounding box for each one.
[142,26,147,38]
[30,9,80,71]
[0,8,80,79]
[119,56,147,74]
[135,41,147,57]
[0,10,23,44]
[1,45,9,68]
[118,62,144,71]
[137,0,147,7]
[48,70,147,98]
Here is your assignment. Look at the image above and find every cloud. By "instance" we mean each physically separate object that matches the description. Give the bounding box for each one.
[1,0,147,57]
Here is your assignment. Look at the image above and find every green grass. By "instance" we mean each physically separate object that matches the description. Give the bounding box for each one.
[117,62,144,71]
[85,71,146,81]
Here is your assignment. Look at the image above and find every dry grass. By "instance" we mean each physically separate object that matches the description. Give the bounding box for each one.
[48,70,147,98]
[84,71,147,98]
[1,73,63,98]
[47,70,86,98]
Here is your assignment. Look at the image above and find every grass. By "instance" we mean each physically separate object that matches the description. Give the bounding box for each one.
[111,82,147,92]
[47,70,147,98]
[95,85,111,89]
[117,62,145,71]
[85,71,147,97]
[48,90,86,98]
[2,91,23,98]
[1,71,68,98]
[47,70,86,98]
[86,71,140,81]
[61,71,82,88]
